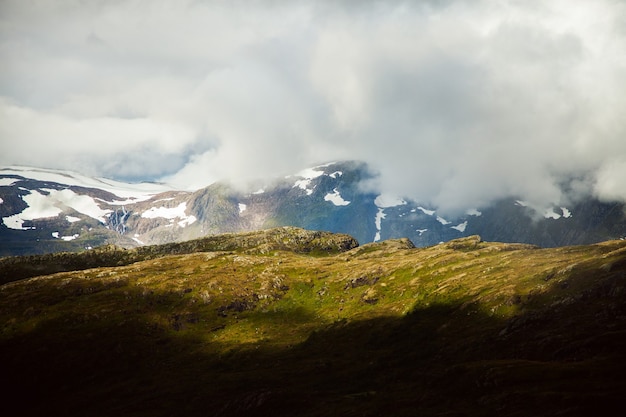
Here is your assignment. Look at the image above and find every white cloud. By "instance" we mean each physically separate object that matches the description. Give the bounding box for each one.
[594,158,626,202]
[1,0,625,213]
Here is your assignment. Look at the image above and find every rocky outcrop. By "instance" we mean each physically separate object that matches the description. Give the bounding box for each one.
[0,227,359,284]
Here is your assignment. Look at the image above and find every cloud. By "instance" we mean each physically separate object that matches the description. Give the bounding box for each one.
[595,158,626,203]
[1,0,625,213]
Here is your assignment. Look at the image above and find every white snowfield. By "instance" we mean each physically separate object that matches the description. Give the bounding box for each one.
[0,178,18,187]
[417,206,435,216]
[544,207,572,220]
[451,221,468,232]
[436,216,451,225]
[1,166,179,230]
[291,163,341,196]
[293,178,315,195]
[324,189,350,206]
[294,167,326,180]
[2,188,113,230]
[515,199,572,220]
[141,202,197,227]
[374,207,386,242]
[375,194,406,208]
[1,166,173,202]
[292,167,325,195]
[52,231,80,241]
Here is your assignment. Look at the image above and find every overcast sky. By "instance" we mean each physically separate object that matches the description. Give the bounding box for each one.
[1,0,625,214]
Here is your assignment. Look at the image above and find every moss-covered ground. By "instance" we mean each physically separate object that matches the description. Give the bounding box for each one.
[1,230,626,416]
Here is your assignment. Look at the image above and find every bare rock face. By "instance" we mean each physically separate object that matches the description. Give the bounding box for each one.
[444,235,483,251]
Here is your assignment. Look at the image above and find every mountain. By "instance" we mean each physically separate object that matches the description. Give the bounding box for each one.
[1,228,625,416]
[1,162,626,256]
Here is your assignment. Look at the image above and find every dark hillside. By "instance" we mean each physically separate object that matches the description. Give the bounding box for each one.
[1,231,625,416]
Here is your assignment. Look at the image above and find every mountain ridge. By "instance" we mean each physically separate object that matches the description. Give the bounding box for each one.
[2,162,625,256]
[0,226,358,284]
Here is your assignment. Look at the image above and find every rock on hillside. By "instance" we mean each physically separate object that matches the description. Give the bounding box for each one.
[0,227,359,284]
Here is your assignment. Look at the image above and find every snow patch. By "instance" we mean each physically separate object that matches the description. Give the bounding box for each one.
[328,171,343,178]
[2,189,111,230]
[375,194,406,208]
[3,215,36,230]
[1,166,173,201]
[292,166,325,195]
[324,189,350,206]
[436,216,451,225]
[374,207,386,242]
[3,190,63,230]
[52,231,79,241]
[417,206,435,216]
[141,202,197,227]
[416,229,428,236]
[252,188,265,195]
[466,209,482,216]
[0,197,3,204]
[544,208,561,219]
[178,216,197,228]
[451,221,468,232]
[238,203,247,213]
[132,234,145,245]
[43,189,112,223]
[295,167,325,180]
[142,202,188,219]
[293,178,314,192]
[66,215,81,223]
[0,178,18,187]
[561,207,572,218]
[515,200,529,207]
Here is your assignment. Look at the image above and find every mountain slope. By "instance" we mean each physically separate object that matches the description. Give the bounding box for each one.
[2,162,625,256]
[1,230,626,416]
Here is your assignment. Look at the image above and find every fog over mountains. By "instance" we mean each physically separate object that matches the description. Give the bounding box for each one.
[1,1,626,219]
[1,162,625,257]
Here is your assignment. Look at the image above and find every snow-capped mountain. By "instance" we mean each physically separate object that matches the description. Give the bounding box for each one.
[1,162,625,256]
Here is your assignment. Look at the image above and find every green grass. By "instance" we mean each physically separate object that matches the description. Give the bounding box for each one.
[1,231,626,416]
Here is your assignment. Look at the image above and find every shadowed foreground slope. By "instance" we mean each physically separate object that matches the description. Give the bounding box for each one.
[1,231,625,416]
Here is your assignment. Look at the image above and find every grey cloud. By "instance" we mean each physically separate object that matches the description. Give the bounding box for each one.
[1,0,625,214]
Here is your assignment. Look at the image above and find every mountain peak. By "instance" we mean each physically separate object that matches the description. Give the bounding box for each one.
[1,161,625,256]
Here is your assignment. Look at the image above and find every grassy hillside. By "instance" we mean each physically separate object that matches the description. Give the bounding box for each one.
[0,227,358,284]
[1,231,625,416]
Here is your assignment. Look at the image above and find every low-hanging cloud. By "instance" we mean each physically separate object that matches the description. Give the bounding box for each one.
[1,0,625,214]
